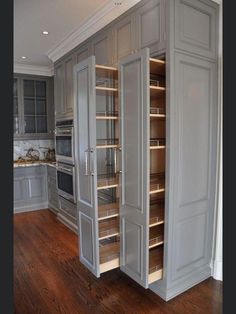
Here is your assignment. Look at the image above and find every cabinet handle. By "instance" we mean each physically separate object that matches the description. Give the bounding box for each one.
[114,146,121,174]
[84,150,89,176]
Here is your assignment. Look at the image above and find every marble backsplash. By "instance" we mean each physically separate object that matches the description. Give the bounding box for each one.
[14,139,55,161]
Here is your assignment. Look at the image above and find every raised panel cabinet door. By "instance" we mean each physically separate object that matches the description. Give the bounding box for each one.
[174,0,218,59]
[91,30,112,65]
[75,44,92,64]
[26,174,47,204]
[64,56,74,117]
[119,48,150,288]
[74,56,100,277]
[54,62,65,119]
[135,0,165,53]
[167,53,217,291]
[112,14,135,65]
[14,176,27,208]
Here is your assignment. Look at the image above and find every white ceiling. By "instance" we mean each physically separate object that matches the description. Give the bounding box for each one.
[14,0,110,67]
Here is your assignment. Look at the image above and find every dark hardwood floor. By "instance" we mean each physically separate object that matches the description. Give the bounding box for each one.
[14,209,222,314]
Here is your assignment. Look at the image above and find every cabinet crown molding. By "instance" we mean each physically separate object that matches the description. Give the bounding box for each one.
[47,0,141,63]
[14,63,54,77]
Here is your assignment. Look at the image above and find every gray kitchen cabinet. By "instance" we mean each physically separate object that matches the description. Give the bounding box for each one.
[57,0,218,302]
[54,55,77,121]
[75,43,92,64]
[74,56,120,277]
[64,55,74,117]
[150,51,218,300]
[119,49,151,288]
[13,77,22,135]
[91,30,112,65]
[174,0,218,59]
[14,175,27,209]
[13,74,54,140]
[135,0,166,54]
[14,166,48,213]
[54,62,65,120]
[47,166,59,213]
[112,14,136,66]
[58,196,78,233]
[119,43,218,299]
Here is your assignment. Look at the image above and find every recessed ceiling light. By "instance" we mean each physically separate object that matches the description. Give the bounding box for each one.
[42,31,49,35]
[21,56,27,59]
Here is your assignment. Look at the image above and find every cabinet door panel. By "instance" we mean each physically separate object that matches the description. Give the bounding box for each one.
[92,31,111,65]
[26,175,47,203]
[75,44,92,64]
[119,48,150,288]
[113,15,135,65]
[74,56,99,276]
[54,63,65,119]
[64,56,74,117]
[169,53,217,282]
[174,0,217,59]
[135,0,165,53]
[14,177,26,206]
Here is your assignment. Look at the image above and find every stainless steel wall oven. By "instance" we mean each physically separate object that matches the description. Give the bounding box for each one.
[55,120,74,164]
[57,162,76,204]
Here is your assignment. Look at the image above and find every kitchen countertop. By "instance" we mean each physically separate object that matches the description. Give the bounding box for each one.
[13,160,56,168]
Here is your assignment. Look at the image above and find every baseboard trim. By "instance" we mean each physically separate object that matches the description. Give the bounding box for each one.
[57,213,78,234]
[212,260,222,281]
[14,202,48,213]
[149,266,212,301]
[48,203,59,215]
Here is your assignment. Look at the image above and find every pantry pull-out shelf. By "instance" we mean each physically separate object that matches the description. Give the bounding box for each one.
[96,111,118,120]
[96,86,118,93]
[149,204,165,227]
[97,175,119,190]
[99,218,119,240]
[99,240,120,273]
[149,173,165,194]
[149,58,165,76]
[96,139,119,149]
[149,226,164,249]
[150,138,166,150]
[149,247,163,284]
[98,202,119,221]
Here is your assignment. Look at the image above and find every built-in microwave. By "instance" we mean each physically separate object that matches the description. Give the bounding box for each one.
[57,162,76,204]
[55,120,74,164]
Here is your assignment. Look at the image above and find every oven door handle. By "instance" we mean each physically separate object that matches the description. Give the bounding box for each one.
[56,164,73,174]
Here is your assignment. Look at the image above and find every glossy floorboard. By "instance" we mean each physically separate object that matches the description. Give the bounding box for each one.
[14,210,222,314]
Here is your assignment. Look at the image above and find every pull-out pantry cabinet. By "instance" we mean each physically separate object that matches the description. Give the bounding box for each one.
[74,0,219,301]
[74,57,120,276]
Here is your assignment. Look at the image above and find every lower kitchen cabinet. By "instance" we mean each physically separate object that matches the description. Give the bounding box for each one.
[47,165,59,214]
[14,166,48,213]
[58,196,78,233]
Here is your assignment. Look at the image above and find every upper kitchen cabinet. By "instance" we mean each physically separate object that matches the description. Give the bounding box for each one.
[91,29,113,66]
[64,55,74,117]
[112,14,136,66]
[55,55,75,121]
[75,43,92,64]
[54,62,64,120]
[14,75,54,140]
[174,0,218,59]
[135,0,166,54]
[14,77,21,135]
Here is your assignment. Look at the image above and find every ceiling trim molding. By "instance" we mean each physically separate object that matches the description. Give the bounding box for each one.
[47,0,141,63]
[14,63,54,76]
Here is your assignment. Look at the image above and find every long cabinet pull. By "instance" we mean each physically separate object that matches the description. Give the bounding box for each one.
[115,146,121,174]
[84,150,89,176]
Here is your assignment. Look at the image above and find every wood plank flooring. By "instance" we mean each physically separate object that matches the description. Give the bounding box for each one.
[14,210,222,314]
